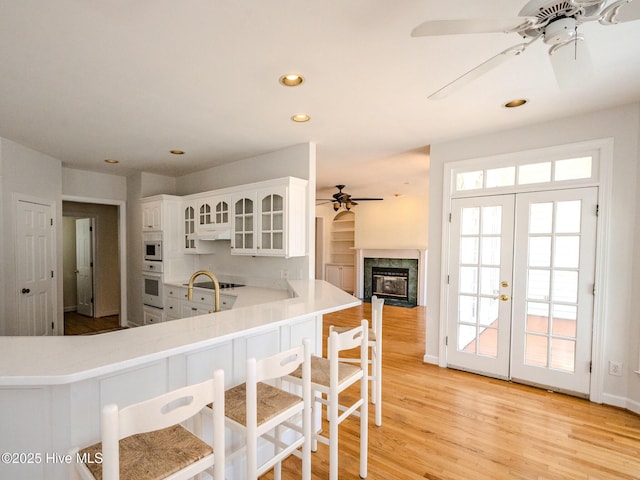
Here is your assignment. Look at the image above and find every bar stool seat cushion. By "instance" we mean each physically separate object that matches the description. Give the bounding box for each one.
[225,382,301,427]
[291,356,361,388]
[79,424,212,480]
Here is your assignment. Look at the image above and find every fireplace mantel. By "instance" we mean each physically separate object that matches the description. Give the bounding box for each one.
[354,248,427,305]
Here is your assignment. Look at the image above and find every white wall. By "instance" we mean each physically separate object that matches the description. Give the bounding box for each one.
[0,138,63,335]
[62,167,127,201]
[427,103,640,410]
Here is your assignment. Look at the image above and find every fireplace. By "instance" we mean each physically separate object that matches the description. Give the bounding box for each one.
[372,267,409,301]
[363,257,418,307]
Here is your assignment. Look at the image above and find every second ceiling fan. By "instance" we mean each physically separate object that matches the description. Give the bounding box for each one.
[319,185,383,211]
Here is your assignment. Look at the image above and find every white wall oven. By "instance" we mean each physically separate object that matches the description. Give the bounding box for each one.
[142,273,163,308]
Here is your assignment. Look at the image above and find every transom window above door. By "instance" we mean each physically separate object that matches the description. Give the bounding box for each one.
[454,155,596,195]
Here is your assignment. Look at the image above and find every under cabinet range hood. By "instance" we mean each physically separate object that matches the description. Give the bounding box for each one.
[186,229,231,241]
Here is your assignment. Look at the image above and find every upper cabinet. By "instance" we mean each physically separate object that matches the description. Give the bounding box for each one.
[231,177,307,258]
[142,200,163,231]
[143,177,308,258]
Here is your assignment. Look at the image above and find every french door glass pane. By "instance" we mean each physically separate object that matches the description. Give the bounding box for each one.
[481,237,501,265]
[458,295,477,324]
[529,203,553,233]
[460,267,478,294]
[529,236,551,267]
[478,328,498,357]
[528,269,550,301]
[461,207,480,234]
[550,338,575,372]
[555,201,581,233]
[479,297,498,326]
[525,334,548,367]
[480,267,500,295]
[460,237,479,263]
[552,271,578,303]
[526,302,549,334]
[554,236,580,268]
[482,206,502,234]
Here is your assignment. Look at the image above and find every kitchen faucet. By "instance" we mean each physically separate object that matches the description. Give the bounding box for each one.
[187,270,220,313]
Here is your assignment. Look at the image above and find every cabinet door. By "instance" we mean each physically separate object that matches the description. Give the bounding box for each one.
[341,265,355,293]
[325,265,341,288]
[258,187,286,256]
[143,307,163,325]
[231,194,256,255]
[197,199,214,231]
[142,201,162,231]
[181,304,211,317]
[183,203,196,253]
[214,197,230,228]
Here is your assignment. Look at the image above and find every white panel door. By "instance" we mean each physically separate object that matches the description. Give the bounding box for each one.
[16,200,55,336]
[447,195,515,379]
[75,218,94,317]
[511,187,597,395]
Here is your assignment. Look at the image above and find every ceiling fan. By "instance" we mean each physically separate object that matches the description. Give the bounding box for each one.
[411,0,640,98]
[317,185,383,211]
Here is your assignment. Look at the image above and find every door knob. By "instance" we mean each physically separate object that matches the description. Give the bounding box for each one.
[500,294,509,301]
[21,288,30,294]
[501,281,509,288]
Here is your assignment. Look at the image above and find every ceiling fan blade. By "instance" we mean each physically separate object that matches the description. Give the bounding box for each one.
[429,42,529,100]
[549,37,593,90]
[600,0,640,24]
[411,17,538,37]
[350,197,383,201]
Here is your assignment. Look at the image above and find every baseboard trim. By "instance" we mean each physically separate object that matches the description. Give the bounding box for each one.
[423,354,439,365]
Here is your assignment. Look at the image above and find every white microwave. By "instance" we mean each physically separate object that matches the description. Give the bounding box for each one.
[144,240,162,262]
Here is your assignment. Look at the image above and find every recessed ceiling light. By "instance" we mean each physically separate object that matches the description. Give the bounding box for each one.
[279,73,305,87]
[170,149,185,155]
[291,113,310,123]
[504,98,528,108]
[104,159,119,164]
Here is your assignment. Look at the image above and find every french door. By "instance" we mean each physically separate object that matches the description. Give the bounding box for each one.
[447,187,598,395]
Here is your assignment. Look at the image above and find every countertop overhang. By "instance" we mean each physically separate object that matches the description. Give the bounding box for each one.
[0,280,360,386]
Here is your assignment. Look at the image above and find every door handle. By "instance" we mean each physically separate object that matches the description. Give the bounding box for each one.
[491,294,510,301]
[21,288,31,294]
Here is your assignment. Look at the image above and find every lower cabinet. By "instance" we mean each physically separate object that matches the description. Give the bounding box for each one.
[164,285,235,320]
[143,305,164,325]
[325,264,355,294]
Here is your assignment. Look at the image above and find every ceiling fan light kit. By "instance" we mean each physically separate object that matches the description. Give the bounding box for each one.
[411,0,640,98]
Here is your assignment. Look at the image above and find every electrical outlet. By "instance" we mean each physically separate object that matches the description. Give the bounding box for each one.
[609,361,623,376]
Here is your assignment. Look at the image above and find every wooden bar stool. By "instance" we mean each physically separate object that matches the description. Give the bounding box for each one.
[71,369,225,480]
[331,295,385,426]
[289,320,369,480]
[225,338,312,480]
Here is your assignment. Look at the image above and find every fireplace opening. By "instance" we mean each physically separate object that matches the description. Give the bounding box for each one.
[372,267,409,301]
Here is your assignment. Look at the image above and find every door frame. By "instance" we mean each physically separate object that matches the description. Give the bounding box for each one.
[63,195,127,327]
[438,138,613,402]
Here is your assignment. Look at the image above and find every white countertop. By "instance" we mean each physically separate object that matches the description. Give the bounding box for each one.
[0,280,360,386]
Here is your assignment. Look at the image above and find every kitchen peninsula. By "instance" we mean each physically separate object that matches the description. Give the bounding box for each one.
[0,280,360,480]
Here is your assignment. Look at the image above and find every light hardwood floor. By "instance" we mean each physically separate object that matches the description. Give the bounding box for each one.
[262,302,640,480]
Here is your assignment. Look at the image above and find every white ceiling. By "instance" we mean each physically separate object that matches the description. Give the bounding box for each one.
[1,0,639,202]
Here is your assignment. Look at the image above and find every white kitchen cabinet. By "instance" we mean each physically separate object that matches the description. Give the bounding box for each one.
[143,305,164,325]
[164,285,235,320]
[231,177,307,258]
[183,202,197,253]
[196,194,230,233]
[141,200,162,231]
[325,264,355,294]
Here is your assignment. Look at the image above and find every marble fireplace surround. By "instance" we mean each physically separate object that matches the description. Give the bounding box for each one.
[354,248,427,306]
